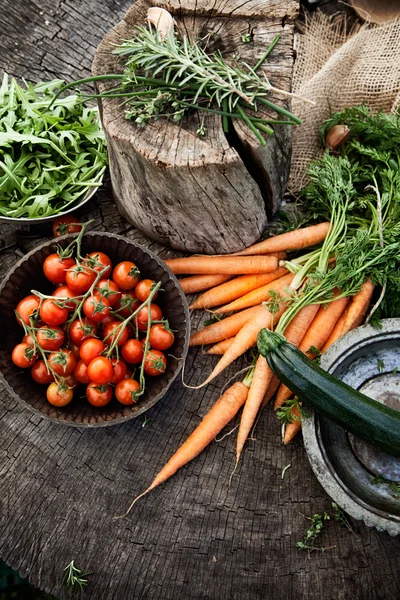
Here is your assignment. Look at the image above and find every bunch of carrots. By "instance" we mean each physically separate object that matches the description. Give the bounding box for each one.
[118,221,376,516]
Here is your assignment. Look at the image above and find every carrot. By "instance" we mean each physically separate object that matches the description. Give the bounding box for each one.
[178,274,232,294]
[283,407,302,445]
[189,305,262,346]
[206,337,235,355]
[196,301,287,388]
[321,279,375,353]
[215,272,294,314]
[274,295,350,410]
[236,355,274,464]
[165,255,278,275]
[189,268,288,310]
[116,381,249,516]
[234,222,331,256]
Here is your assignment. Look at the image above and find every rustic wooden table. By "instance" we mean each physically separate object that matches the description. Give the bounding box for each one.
[1,1,400,599]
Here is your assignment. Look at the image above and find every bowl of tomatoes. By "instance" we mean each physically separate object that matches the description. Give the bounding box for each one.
[0,230,190,427]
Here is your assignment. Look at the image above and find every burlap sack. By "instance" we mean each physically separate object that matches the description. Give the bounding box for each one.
[289,12,400,192]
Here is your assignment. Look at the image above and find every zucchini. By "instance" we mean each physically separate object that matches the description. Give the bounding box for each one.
[257,328,400,458]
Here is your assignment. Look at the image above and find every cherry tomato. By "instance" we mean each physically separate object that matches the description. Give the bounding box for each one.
[52,215,82,237]
[31,360,53,384]
[86,383,112,407]
[84,252,112,279]
[135,279,159,302]
[69,318,97,345]
[66,264,96,294]
[115,379,140,405]
[149,323,175,350]
[103,321,129,346]
[16,295,40,326]
[87,356,114,385]
[111,358,127,384]
[40,299,68,327]
[79,338,105,365]
[115,291,141,319]
[43,253,75,285]
[22,333,35,346]
[60,373,79,390]
[144,349,167,376]
[36,326,65,351]
[52,285,77,311]
[48,348,76,376]
[12,343,37,368]
[137,303,163,332]
[112,261,140,290]
[83,293,110,324]
[69,341,82,360]
[46,382,73,407]
[95,279,121,307]
[121,339,144,365]
[74,359,91,384]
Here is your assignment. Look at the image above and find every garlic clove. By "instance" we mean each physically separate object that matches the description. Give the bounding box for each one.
[325,124,350,151]
[146,7,174,39]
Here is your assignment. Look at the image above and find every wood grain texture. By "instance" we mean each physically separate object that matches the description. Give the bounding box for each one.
[1,2,400,600]
[92,0,297,253]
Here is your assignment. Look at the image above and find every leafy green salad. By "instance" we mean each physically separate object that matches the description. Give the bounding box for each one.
[0,74,107,218]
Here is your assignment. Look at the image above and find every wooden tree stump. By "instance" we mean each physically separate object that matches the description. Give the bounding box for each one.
[93,0,298,253]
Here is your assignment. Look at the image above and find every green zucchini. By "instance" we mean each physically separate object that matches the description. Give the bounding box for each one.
[257,328,400,458]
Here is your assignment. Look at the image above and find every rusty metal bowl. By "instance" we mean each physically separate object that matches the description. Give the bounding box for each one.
[0,232,190,427]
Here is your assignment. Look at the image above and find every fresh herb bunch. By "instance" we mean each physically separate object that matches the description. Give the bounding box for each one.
[0,74,107,218]
[53,15,301,145]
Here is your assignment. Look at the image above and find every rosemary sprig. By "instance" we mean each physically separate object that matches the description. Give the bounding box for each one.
[62,560,93,590]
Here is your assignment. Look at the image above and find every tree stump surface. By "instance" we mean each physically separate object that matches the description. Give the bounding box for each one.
[92,0,297,253]
[1,2,400,600]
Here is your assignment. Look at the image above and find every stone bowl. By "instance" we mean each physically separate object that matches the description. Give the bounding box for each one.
[302,319,400,536]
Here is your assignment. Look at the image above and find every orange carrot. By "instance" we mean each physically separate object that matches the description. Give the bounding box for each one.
[283,407,302,445]
[206,338,235,355]
[321,279,375,353]
[189,305,262,346]
[215,272,294,314]
[117,381,249,515]
[178,274,232,294]
[197,301,287,388]
[189,268,288,310]
[234,222,331,256]
[165,255,278,275]
[236,355,274,463]
[274,296,350,410]
[261,375,280,409]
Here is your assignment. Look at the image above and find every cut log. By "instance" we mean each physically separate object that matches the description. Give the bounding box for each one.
[92,0,298,254]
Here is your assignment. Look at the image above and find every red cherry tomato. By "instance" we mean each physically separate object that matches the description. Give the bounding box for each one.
[149,323,175,350]
[84,252,112,279]
[73,359,91,384]
[12,343,37,368]
[137,303,163,332]
[60,373,79,390]
[135,279,159,302]
[100,314,115,330]
[144,349,167,376]
[95,279,121,307]
[40,299,68,326]
[16,295,40,326]
[31,360,54,384]
[86,383,112,407]
[66,264,96,294]
[115,379,141,405]
[121,339,144,365]
[36,326,65,351]
[79,338,105,365]
[112,261,140,290]
[46,382,73,407]
[83,293,110,324]
[103,321,129,346]
[69,341,82,360]
[52,215,82,237]
[52,285,77,311]
[115,291,141,319]
[111,359,127,384]
[22,333,35,345]
[43,253,76,285]
[87,356,114,385]
[48,348,76,376]
[69,318,97,345]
